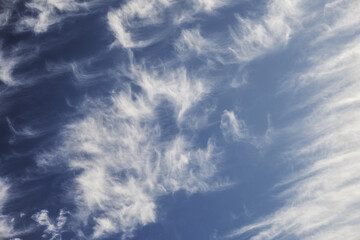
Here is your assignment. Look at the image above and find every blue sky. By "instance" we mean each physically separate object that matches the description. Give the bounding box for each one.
[1,0,360,239]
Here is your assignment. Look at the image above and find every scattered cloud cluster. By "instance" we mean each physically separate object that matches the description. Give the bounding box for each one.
[1,0,359,239]
[39,59,224,238]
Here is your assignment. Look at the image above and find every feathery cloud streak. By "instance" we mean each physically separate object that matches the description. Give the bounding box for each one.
[16,0,108,33]
[230,0,302,62]
[0,180,13,239]
[38,59,224,238]
[32,209,69,240]
[107,0,230,49]
[228,1,360,239]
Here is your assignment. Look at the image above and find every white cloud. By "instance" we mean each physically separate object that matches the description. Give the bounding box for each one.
[16,0,81,33]
[312,0,360,43]
[6,117,46,144]
[16,0,105,33]
[175,28,214,56]
[0,0,17,28]
[0,179,14,239]
[0,181,9,216]
[174,27,228,65]
[124,59,210,123]
[0,47,20,86]
[38,60,226,238]
[107,0,233,49]
[230,0,302,62]
[0,42,39,87]
[227,1,360,239]
[220,110,247,142]
[220,110,273,150]
[32,209,69,240]
[192,0,228,12]
[107,0,172,49]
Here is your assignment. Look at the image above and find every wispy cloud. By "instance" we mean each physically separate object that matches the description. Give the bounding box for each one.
[0,179,14,239]
[175,27,228,65]
[192,0,229,12]
[15,0,106,33]
[0,42,39,87]
[7,1,359,239]
[312,0,360,43]
[6,117,47,145]
[220,110,274,150]
[125,60,210,123]
[107,0,172,49]
[32,209,69,240]
[107,0,233,49]
[0,45,22,87]
[230,0,302,62]
[0,0,17,29]
[220,110,247,142]
[227,1,360,239]
[16,0,82,33]
[175,28,214,56]
[38,58,226,238]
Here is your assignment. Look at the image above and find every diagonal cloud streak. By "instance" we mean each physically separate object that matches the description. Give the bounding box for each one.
[227,1,360,239]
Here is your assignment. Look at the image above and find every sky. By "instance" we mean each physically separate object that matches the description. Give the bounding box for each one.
[0,0,360,239]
